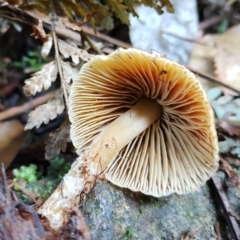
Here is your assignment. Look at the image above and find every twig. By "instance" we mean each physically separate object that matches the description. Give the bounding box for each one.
[1,163,11,204]
[215,222,222,240]
[223,156,240,168]
[199,15,226,30]
[51,25,69,110]
[180,226,199,240]
[0,90,57,121]
[188,67,240,95]
[210,174,240,240]
[80,30,102,54]
[160,29,213,47]
[81,26,131,49]
[9,180,43,205]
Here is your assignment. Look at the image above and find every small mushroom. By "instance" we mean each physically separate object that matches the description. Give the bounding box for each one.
[38,48,219,230]
[69,48,219,197]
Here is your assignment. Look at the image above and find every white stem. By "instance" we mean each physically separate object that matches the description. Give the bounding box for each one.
[38,97,161,230]
[89,97,162,169]
[38,154,99,229]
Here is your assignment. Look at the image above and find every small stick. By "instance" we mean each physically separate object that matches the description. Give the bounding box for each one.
[210,174,240,240]
[199,15,226,30]
[0,90,57,121]
[51,16,69,110]
[80,30,102,54]
[188,66,240,95]
[160,29,213,47]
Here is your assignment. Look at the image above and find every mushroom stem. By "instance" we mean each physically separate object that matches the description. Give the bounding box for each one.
[37,97,162,230]
[88,97,162,170]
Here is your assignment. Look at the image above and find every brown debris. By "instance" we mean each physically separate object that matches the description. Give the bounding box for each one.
[216,222,222,240]
[220,158,240,188]
[31,20,49,42]
[0,165,55,240]
[0,165,90,240]
[58,208,90,240]
[211,174,240,240]
[45,116,70,160]
[9,179,44,205]
[180,226,199,240]
[24,90,65,130]
[0,90,57,121]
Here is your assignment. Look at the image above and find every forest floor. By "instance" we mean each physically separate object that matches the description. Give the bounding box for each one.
[1,0,240,239]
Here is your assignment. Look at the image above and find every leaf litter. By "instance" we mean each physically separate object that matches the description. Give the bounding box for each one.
[214,47,240,95]
[23,61,58,96]
[58,39,94,64]
[45,116,70,160]
[25,90,65,129]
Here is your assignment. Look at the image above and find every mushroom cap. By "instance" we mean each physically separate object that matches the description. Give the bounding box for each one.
[69,48,219,197]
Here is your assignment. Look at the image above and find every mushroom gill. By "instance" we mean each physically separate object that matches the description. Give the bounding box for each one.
[69,48,219,197]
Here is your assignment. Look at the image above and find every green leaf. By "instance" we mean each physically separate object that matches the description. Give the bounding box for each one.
[14,0,174,29]
[104,0,129,25]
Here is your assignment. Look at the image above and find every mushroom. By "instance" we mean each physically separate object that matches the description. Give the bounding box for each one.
[70,48,219,197]
[38,48,219,229]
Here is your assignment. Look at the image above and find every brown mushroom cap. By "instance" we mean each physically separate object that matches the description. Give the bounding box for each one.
[69,48,219,197]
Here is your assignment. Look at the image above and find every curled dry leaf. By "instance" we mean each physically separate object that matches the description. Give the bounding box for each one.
[61,60,79,84]
[80,11,98,27]
[31,20,48,42]
[24,61,58,96]
[45,117,70,160]
[220,158,240,188]
[41,34,53,57]
[214,48,240,95]
[58,39,94,64]
[25,90,65,129]
[0,120,28,168]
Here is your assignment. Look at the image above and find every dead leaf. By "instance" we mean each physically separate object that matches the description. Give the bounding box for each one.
[214,48,240,95]
[25,90,65,129]
[10,180,43,205]
[58,39,94,64]
[220,158,240,188]
[61,60,79,84]
[218,121,240,137]
[24,61,58,96]
[60,17,82,32]
[41,34,53,57]
[188,24,240,93]
[0,120,28,168]
[59,207,90,240]
[218,121,240,136]
[0,169,55,240]
[45,117,70,160]
[31,20,48,42]
[79,11,98,27]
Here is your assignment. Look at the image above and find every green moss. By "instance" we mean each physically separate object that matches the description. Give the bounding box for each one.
[187,211,194,218]
[121,228,138,239]
[12,156,71,203]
